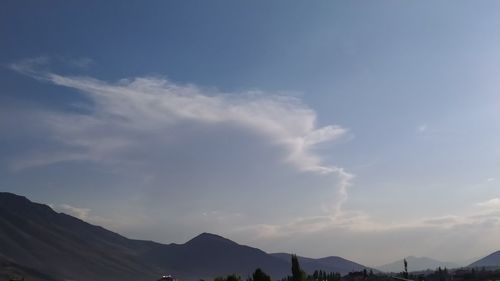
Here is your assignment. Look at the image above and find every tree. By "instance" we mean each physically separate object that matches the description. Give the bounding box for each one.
[253,268,272,281]
[334,273,341,281]
[313,270,319,281]
[227,274,242,281]
[403,259,408,279]
[291,254,306,281]
[214,274,242,281]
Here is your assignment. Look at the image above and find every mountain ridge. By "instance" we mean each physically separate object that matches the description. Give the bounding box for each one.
[0,192,370,281]
[469,251,500,268]
[272,253,369,274]
[375,256,459,273]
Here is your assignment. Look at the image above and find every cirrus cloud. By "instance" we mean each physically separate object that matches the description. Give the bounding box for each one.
[8,57,353,218]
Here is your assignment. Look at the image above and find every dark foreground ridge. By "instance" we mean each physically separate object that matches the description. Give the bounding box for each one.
[0,192,371,281]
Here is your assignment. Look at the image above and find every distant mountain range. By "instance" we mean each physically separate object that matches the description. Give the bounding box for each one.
[376,256,459,273]
[0,192,371,281]
[271,253,368,274]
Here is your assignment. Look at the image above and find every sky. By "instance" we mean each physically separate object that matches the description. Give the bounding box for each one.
[1,1,499,266]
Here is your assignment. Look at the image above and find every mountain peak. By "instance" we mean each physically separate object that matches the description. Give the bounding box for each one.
[0,192,30,203]
[187,232,237,245]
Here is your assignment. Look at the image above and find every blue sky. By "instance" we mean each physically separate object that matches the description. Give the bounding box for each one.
[1,1,499,265]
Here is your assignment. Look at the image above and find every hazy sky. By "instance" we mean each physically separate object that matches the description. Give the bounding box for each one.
[1,1,499,266]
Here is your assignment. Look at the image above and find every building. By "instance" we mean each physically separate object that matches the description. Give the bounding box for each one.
[158,275,176,281]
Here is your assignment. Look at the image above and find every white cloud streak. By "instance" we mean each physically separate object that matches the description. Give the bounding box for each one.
[57,204,91,220]
[9,58,353,216]
[477,198,500,209]
[237,207,500,242]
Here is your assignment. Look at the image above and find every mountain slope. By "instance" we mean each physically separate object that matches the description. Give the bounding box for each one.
[469,251,500,268]
[376,256,459,273]
[0,192,372,281]
[0,192,163,281]
[272,253,369,275]
[0,192,292,280]
[143,233,290,280]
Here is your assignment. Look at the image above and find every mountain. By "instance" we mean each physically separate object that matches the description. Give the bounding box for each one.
[468,251,500,268]
[0,192,371,281]
[272,253,369,274]
[376,256,459,273]
[144,233,291,280]
[0,192,163,281]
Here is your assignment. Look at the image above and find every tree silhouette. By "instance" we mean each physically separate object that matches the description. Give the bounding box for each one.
[214,274,242,281]
[227,274,242,281]
[253,268,271,281]
[313,270,319,281]
[291,254,306,281]
[403,259,408,279]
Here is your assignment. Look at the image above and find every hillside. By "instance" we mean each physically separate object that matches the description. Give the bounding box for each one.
[0,192,371,281]
[469,251,500,268]
[143,233,290,280]
[0,192,163,281]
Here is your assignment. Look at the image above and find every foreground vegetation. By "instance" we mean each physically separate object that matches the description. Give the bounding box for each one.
[211,255,500,281]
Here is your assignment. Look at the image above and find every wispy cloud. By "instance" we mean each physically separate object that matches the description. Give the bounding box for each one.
[477,198,500,209]
[9,57,354,216]
[232,207,500,266]
[56,203,91,220]
[236,204,500,240]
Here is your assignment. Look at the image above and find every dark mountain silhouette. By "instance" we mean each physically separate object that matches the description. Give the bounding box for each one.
[375,256,459,273]
[143,233,290,280]
[0,192,371,281]
[0,192,163,281]
[271,253,369,275]
[469,251,500,268]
